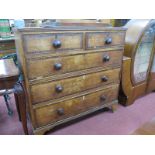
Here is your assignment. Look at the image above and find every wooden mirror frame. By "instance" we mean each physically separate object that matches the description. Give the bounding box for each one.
[119,19,155,106]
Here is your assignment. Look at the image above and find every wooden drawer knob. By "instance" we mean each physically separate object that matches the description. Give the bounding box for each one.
[54,63,62,70]
[103,55,110,62]
[57,108,64,115]
[100,95,106,101]
[101,76,108,82]
[55,85,63,93]
[53,40,61,48]
[105,37,112,44]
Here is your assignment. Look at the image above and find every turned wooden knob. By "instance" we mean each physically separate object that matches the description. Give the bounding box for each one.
[54,63,62,70]
[103,55,110,62]
[101,76,108,82]
[53,40,61,48]
[55,85,63,93]
[57,108,64,115]
[100,95,106,101]
[105,37,112,44]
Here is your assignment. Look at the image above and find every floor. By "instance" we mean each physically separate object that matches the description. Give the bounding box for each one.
[0,93,155,135]
[132,116,155,135]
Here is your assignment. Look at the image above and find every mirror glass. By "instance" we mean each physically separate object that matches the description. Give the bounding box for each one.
[134,24,155,84]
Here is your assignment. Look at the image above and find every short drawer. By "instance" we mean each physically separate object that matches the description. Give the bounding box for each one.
[23,33,83,53]
[34,84,119,127]
[30,68,120,104]
[27,50,123,80]
[86,32,125,50]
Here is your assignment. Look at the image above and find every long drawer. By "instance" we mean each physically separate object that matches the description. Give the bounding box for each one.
[34,84,119,128]
[27,50,123,80]
[86,32,125,50]
[23,33,83,53]
[30,68,120,104]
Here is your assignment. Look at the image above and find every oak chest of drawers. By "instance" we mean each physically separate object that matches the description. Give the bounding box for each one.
[14,26,126,134]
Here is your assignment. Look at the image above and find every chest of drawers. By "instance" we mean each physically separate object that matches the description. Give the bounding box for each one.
[15,26,126,134]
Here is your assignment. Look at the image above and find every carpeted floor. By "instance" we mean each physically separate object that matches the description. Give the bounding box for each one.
[0,93,155,135]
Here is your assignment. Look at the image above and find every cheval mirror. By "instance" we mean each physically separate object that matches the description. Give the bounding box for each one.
[119,19,155,106]
[146,45,155,93]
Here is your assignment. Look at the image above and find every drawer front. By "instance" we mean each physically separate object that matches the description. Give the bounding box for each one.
[86,32,125,50]
[31,68,120,104]
[0,41,15,51]
[34,84,119,127]
[23,33,83,53]
[27,50,123,80]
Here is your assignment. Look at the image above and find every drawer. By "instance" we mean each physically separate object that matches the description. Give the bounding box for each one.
[86,32,125,50]
[23,33,83,53]
[27,50,123,80]
[34,84,119,127]
[0,41,15,51]
[30,68,120,104]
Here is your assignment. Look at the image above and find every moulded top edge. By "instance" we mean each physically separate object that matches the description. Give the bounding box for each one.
[14,26,127,32]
